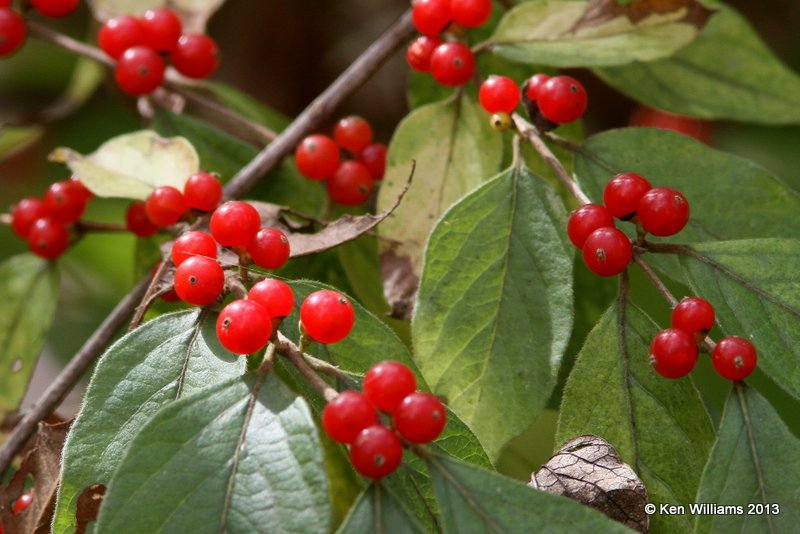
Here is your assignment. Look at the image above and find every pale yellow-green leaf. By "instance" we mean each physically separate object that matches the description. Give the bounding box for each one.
[0,126,44,161]
[87,0,225,31]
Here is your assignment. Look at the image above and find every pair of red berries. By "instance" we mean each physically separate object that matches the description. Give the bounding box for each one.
[322,361,447,478]
[650,297,757,381]
[10,176,93,260]
[294,116,387,206]
[0,0,81,57]
[101,8,220,95]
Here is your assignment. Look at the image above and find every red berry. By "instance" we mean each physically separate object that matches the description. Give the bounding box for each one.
[173,256,224,306]
[322,391,377,444]
[411,0,452,36]
[141,7,182,52]
[603,173,652,220]
[567,203,615,249]
[11,198,51,238]
[349,425,403,479]
[172,230,217,266]
[98,15,145,59]
[537,76,587,124]
[671,297,715,336]
[248,227,290,270]
[171,33,220,79]
[299,289,355,344]
[393,392,447,443]
[248,278,294,318]
[406,35,441,72]
[430,42,475,87]
[333,116,373,155]
[450,0,492,28]
[13,491,32,514]
[43,180,88,223]
[630,105,713,144]
[27,217,69,260]
[649,328,698,379]
[363,361,416,413]
[209,200,261,247]
[358,143,388,181]
[582,227,632,277]
[125,200,160,237]
[523,73,550,102]
[216,299,271,355]
[30,0,78,17]
[637,187,690,236]
[294,135,340,180]
[712,336,757,381]
[0,8,26,56]
[479,75,520,114]
[327,161,373,206]
[183,171,222,211]
[145,186,187,226]
[115,46,165,96]
[69,175,93,202]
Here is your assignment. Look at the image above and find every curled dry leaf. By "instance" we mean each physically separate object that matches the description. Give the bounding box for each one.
[380,250,419,320]
[572,0,714,30]
[530,434,648,533]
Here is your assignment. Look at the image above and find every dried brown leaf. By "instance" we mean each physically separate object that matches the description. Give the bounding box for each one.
[380,250,419,320]
[75,484,106,534]
[573,0,713,30]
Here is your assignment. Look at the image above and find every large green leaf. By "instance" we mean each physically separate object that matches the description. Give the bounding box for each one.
[694,385,800,533]
[428,455,631,533]
[557,300,715,533]
[0,255,58,414]
[377,92,503,275]
[595,5,800,123]
[413,165,573,459]
[336,484,425,534]
[53,311,244,534]
[95,373,330,533]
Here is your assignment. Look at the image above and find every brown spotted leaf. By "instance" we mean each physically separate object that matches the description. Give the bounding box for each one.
[75,484,106,534]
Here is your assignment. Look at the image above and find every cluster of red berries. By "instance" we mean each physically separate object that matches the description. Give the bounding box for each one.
[99,7,220,95]
[0,489,33,533]
[9,176,93,260]
[567,173,690,276]
[0,0,81,57]
[650,296,758,381]
[294,116,387,206]
[406,0,493,86]
[322,361,446,478]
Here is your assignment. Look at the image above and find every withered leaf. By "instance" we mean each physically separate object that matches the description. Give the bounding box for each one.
[572,0,713,31]
[380,250,419,320]
[75,484,106,534]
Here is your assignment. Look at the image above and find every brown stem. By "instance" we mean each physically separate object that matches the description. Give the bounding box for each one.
[26,21,112,66]
[633,254,678,308]
[544,132,581,152]
[275,332,339,402]
[75,220,130,233]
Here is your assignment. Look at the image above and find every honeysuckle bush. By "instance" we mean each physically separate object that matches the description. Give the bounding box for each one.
[1,0,800,533]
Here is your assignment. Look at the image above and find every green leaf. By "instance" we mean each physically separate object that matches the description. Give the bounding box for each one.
[489,0,712,68]
[557,300,715,534]
[428,455,632,533]
[336,484,425,534]
[0,125,44,161]
[0,255,58,414]
[694,385,800,533]
[95,373,330,533]
[595,5,800,123]
[49,130,200,200]
[53,310,244,534]
[672,239,800,400]
[377,92,503,275]
[413,165,573,459]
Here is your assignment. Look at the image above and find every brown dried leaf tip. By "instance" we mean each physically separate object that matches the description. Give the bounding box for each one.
[530,434,649,533]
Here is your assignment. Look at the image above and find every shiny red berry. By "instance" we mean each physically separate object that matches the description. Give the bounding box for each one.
[0,8,26,56]
[294,135,340,180]
[411,0,451,36]
[349,425,403,479]
[537,76,587,124]
[523,73,550,102]
[183,171,222,211]
[248,278,294,318]
[363,361,416,413]
[173,256,224,306]
[171,33,220,79]
[451,0,492,28]
[248,227,290,270]
[430,42,475,87]
[141,7,182,51]
[637,187,690,236]
[671,297,715,336]
[27,217,69,260]
[125,200,160,237]
[98,15,145,59]
[650,328,698,379]
[479,75,520,114]
[69,176,93,202]
[406,35,441,72]
[210,200,261,247]
[567,203,615,249]
[300,289,355,344]
[216,299,271,355]
[358,143,387,180]
[11,198,50,238]
[145,185,187,226]
[30,0,78,17]
[322,391,377,444]
[13,491,32,514]
[333,116,373,155]
[115,46,165,96]
[43,180,88,223]
[172,230,217,266]
[327,161,373,206]
[603,173,652,220]
[582,227,632,277]
[393,392,447,443]
[712,336,757,381]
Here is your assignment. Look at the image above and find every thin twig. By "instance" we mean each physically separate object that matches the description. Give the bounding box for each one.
[275,332,339,402]
[75,220,130,233]
[26,21,112,65]
[633,254,678,307]
[544,132,581,152]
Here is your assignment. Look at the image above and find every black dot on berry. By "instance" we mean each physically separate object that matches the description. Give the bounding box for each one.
[338,297,347,305]
[734,355,744,368]
[138,66,150,76]
[374,454,386,466]
[188,275,198,285]
[222,318,231,330]
[358,185,368,193]
[596,248,607,262]
[454,58,463,68]
[570,85,578,93]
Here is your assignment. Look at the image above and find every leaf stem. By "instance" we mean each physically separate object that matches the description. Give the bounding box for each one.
[275,332,339,402]
[632,254,678,307]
